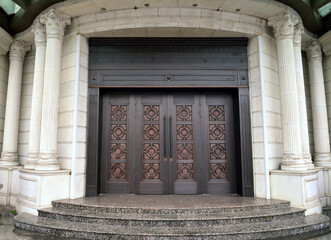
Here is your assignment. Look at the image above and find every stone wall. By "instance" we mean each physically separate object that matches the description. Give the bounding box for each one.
[18,49,35,165]
[0,54,9,153]
[247,34,281,198]
[58,33,88,198]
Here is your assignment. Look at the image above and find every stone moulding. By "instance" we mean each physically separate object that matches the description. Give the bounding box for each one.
[0,27,14,55]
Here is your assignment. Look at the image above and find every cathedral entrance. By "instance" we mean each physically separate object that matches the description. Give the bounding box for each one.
[100,89,236,194]
[86,38,253,197]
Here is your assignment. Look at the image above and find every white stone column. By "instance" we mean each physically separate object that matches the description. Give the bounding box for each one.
[25,22,46,169]
[306,39,331,167]
[0,40,30,166]
[268,12,307,171]
[293,22,313,168]
[35,9,71,170]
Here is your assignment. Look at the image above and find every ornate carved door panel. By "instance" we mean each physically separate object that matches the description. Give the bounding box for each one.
[101,90,236,194]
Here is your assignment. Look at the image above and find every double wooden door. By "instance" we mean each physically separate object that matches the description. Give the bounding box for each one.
[101,89,236,194]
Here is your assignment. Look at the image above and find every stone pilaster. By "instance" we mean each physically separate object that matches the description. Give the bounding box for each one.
[35,9,71,170]
[268,12,307,171]
[306,39,331,167]
[0,40,30,166]
[293,22,313,168]
[25,22,46,169]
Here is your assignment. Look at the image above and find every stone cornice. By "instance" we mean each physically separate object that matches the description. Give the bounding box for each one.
[306,39,322,61]
[32,21,46,47]
[40,9,71,41]
[268,12,299,41]
[9,40,31,62]
[0,27,14,55]
[319,31,331,56]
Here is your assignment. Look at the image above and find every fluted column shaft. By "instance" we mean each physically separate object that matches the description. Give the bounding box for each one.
[306,39,331,167]
[35,9,71,170]
[25,22,46,169]
[0,40,30,166]
[293,23,313,168]
[268,12,307,171]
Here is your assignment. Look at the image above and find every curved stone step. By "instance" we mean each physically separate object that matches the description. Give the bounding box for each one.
[14,213,330,239]
[52,195,291,215]
[38,207,305,227]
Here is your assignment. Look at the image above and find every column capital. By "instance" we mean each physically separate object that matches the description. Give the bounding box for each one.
[293,22,303,48]
[268,12,299,41]
[9,40,31,62]
[40,9,71,41]
[306,39,322,61]
[32,21,46,47]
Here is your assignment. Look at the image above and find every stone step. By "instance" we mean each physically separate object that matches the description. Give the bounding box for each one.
[52,195,291,215]
[38,206,305,227]
[14,213,330,239]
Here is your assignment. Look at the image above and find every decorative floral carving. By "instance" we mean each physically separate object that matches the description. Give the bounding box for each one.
[176,105,192,121]
[40,9,71,40]
[143,163,160,179]
[143,124,160,140]
[143,143,160,160]
[176,124,193,140]
[177,143,194,160]
[306,39,322,61]
[110,124,127,140]
[143,105,160,121]
[293,22,303,47]
[9,40,31,62]
[177,163,194,180]
[110,163,126,180]
[210,163,227,179]
[110,143,127,160]
[268,12,299,41]
[32,21,46,46]
[111,105,127,121]
[210,143,226,160]
[209,105,225,121]
[209,124,226,140]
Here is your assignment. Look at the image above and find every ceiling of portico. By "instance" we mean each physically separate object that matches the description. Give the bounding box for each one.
[0,0,330,36]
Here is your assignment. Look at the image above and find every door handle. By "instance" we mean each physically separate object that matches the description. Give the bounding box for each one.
[169,116,173,162]
[164,115,167,162]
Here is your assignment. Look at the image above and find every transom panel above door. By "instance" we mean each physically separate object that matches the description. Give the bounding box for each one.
[100,89,235,194]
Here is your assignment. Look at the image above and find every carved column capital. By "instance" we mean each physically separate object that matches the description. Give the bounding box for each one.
[306,39,322,61]
[9,40,31,62]
[40,9,71,41]
[293,22,303,47]
[32,21,46,46]
[268,12,299,41]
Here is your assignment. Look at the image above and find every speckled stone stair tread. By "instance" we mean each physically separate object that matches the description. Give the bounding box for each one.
[38,206,305,223]
[51,197,291,214]
[14,213,329,238]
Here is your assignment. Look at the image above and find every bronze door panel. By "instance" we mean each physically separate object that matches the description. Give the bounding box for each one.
[101,90,236,194]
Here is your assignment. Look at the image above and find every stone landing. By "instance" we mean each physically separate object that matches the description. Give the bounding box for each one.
[14,195,330,239]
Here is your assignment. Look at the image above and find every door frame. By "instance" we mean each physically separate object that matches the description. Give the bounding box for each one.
[85,38,253,197]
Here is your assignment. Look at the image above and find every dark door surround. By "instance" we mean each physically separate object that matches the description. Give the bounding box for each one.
[86,38,254,197]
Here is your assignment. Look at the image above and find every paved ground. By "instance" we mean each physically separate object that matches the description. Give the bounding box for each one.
[1,203,331,240]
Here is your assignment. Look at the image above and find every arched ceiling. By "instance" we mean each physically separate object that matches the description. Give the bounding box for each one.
[0,0,330,36]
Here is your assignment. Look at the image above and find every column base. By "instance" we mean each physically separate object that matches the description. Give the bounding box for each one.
[270,169,322,215]
[314,153,331,167]
[34,153,60,171]
[0,165,22,206]
[303,153,314,169]
[281,153,308,171]
[16,168,70,216]
[0,152,19,166]
[24,152,38,169]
